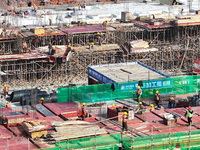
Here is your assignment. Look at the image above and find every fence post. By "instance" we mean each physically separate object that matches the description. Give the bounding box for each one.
[169,125,171,149]
[28,138,30,150]
[189,124,191,150]
[151,126,153,150]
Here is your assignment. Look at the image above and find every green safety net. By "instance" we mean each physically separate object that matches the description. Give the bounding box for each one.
[57,75,200,103]
[54,133,120,149]
[40,130,200,150]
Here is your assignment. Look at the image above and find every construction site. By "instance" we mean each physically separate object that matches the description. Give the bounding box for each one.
[0,0,200,149]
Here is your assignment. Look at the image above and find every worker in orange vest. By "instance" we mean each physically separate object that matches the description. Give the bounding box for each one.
[3,84,8,97]
[39,97,44,105]
[155,91,160,108]
[97,32,101,46]
[81,103,86,121]
[169,97,176,108]
[122,112,128,132]
[33,4,37,12]
[136,86,142,103]
[22,41,27,53]
[6,102,11,108]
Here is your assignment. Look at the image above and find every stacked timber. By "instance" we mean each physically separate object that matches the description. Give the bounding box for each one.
[31,28,45,35]
[175,15,200,25]
[130,40,158,53]
[49,121,107,142]
[22,121,48,139]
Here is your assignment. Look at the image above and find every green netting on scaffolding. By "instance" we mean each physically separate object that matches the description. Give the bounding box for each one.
[122,130,200,150]
[54,133,121,150]
[57,75,200,103]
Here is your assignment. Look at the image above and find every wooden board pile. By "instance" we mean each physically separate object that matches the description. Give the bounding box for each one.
[49,121,107,142]
[22,121,48,139]
[130,40,158,53]
[175,15,200,24]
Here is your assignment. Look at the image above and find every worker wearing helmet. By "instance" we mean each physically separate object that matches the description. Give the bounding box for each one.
[155,91,160,108]
[150,104,154,112]
[6,102,11,108]
[136,86,142,103]
[97,32,101,46]
[138,101,144,111]
[168,46,172,59]
[48,42,53,55]
[102,20,108,29]
[49,18,52,26]
[169,97,176,108]
[184,106,193,126]
[89,42,94,49]
[81,103,86,121]
[122,112,128,132]
[39,97,44,105]
[3,84,8,97]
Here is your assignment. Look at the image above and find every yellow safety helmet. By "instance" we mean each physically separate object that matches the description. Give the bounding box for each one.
[4,84,6,87]
[138,86,140,89]
[41,97,44,100]
[151,104,154,107]
[156,91,159,93]
[112,104,115,107]
[53,46,55,49]
[68,45,71,47]
[124,112,127,115]
[82,103,85,106]
[97,32,99,35]
[139,102,142,104]
[80,21,82,23]
[91,42,94,45]
[168,46,171,49]
[67,24,69,26]
[106,20,108,22]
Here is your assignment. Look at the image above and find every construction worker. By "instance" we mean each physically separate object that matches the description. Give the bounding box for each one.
[48,42,52,55]
[33,4,37,12]
[39,97,44,105]
[81,103,86,121]
[136,86,142,103]
[89,42,94,49]
[122,112,128,132]
[2,19,6,25]
[168,46,172,59]
[169,97,176,108]
[22,41,27,53]
[52,46,56,55]
[102,20,108,29]
[78,2,81,10]
[155,91,160,108]
[139,102,143,109]
[150,104,154,112]
[6,102,11,108]
[184,106,193,126]
[3,84,8,97]
[49,18,52,26]
[97,32,101,46]
[78,21,82,26]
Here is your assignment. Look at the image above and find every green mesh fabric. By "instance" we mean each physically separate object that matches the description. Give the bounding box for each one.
[58,75,200,103]
[53,133,120,149]
[40,131,200,150]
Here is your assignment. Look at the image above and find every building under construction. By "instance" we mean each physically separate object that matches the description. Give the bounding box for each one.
[0,0,200,149]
